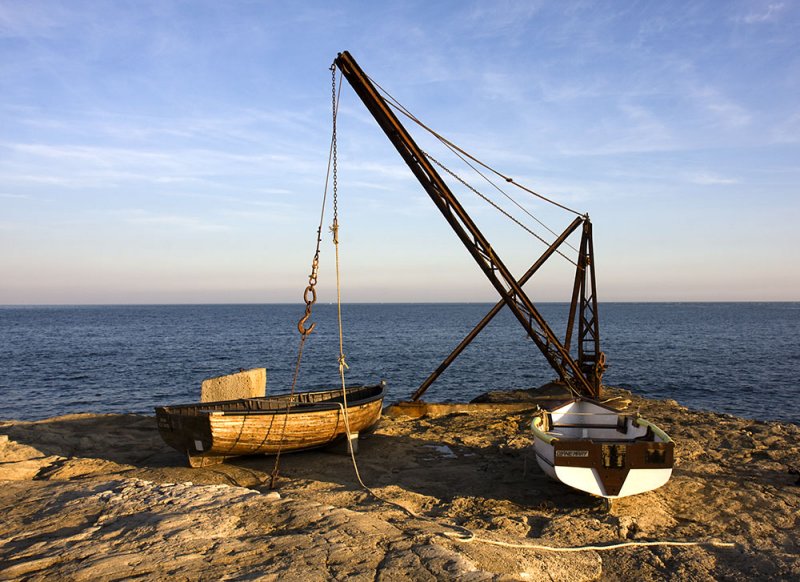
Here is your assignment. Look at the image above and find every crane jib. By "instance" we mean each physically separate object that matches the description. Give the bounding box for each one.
[333,51,605,400]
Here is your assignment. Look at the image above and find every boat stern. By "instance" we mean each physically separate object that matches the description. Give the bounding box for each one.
[155,406,215,460]
[531,403,675,499]
[552,439,674,498]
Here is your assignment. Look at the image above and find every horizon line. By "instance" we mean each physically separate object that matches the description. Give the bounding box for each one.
[2,300,798,308]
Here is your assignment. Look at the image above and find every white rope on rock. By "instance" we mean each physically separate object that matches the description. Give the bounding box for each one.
[443,531,736,552]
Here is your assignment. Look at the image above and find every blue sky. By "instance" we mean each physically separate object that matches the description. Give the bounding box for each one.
[1,0,798,303]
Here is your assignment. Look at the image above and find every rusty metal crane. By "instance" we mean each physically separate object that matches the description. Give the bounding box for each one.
[333,51,606,400]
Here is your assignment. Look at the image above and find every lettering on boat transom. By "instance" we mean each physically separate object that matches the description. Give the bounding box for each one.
[556,450,589,458]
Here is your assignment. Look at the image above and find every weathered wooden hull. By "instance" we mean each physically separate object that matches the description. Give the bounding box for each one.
[156,383,385,467]
[531,398,674,499]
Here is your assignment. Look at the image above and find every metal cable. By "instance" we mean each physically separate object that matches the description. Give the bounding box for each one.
[424,151,577,266]
[367,74,583,216]
[434,137,580,255]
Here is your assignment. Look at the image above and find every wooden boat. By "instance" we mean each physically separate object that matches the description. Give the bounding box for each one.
[531,398,674,499]
[156,382,386,467]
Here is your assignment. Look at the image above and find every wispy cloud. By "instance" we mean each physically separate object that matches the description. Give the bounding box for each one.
[120,209,229,232]
[9,143,173,166]
[477,71,527,104]
[770,111,800,143]
[164,190,294,204]
[0,138,326,193]
[0,1,65,38]
[549,101,676,157]
[687,173,740,185]
[740,2,785,24]
[220,206,299,224]
[460,0,544,39]
[690,86,751,129]
[1,0,797,304]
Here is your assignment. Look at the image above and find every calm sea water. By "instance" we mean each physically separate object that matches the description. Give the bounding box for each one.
[0,303,797,424]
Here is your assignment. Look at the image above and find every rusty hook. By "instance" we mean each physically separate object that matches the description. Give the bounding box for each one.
[297,311,316,337]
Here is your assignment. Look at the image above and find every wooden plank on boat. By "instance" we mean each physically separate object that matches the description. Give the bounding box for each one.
[385,401,541,418]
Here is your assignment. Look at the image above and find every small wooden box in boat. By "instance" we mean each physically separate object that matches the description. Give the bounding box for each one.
[155,382,386,467]
[531,398,674,499]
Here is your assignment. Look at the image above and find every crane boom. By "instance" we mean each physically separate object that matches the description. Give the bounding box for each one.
[333,51,603,399]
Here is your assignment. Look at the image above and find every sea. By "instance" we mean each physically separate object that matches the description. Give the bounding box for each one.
[0,303,798,425]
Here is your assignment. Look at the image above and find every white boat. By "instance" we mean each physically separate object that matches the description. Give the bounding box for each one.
[531,399,674,499]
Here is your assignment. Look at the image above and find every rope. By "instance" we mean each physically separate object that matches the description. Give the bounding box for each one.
[328,64,369,504]
[327,62,368,495]
[331,151,353,475]
[423,151,577,266]
[321,401,735,558]
[442,531,736,551]
[366,75,580,261]
[268,337,307,488]
[330,398,474,539]
[367,74,583,216]
[269,66,343,489]
[322,61,729,559]
[334,402,368,488]
[324,61,465,527]
[430,131,580,255]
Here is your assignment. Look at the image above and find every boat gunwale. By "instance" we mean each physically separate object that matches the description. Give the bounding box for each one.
[155,383,386,417]
[531,397,671,445]
[632,416,672,443]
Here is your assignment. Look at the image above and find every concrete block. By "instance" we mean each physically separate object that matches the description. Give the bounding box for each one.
[201,368,267,402]
[326,432,359,455]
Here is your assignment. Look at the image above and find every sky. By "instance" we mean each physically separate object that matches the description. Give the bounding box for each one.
[1,0,798,304]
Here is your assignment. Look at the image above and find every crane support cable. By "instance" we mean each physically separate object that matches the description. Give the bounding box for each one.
[434,135,580,255]
[423,151,578,267]
[368,74,580,257]
[367,74,583,216]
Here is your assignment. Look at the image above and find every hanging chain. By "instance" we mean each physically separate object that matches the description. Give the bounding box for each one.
[330,64,348,377]
[331,65,339,245]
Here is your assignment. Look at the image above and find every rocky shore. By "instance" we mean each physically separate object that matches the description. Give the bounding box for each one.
[1,388,798,580]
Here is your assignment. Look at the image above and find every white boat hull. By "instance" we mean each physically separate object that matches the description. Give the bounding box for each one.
[532,399,674,499]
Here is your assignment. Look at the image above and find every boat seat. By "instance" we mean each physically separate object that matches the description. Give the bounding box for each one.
[553,416,629,433]
[554,423,620,430]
